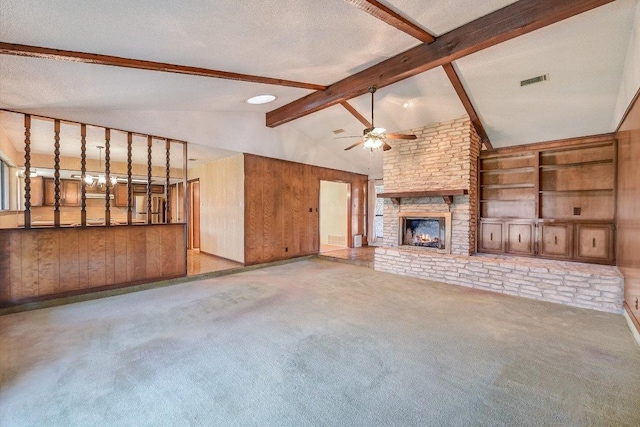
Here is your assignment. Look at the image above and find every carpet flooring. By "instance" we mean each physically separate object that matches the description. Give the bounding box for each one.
[1,259,639,426]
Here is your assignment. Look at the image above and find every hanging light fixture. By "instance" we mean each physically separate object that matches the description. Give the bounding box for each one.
[83,146,117,188]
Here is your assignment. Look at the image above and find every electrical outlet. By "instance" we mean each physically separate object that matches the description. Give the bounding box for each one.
[285,247,288,252]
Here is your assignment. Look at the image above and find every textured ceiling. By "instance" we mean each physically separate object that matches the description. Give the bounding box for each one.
[0,0,638,179]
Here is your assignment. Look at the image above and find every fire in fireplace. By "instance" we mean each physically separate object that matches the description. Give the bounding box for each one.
[401,217,446,249]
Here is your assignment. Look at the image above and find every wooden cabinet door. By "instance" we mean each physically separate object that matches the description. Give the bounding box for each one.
[45,179,80,206]
[62,180,80,206]
[151,184,164,194]
[575,223,614,263]
[539,223,573,259]
[30,176,44,207]
[44,179,55,206]
[114,184,128,207]
[506,222,534,255]
[479,221,503,253]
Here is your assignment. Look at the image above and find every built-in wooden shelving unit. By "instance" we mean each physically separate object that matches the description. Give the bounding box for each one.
[478,136,616,264]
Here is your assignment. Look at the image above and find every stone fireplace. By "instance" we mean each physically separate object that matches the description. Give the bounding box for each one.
[373,116,624,314]
[380,117,480,255]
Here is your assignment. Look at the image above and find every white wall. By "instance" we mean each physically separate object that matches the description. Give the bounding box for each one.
[190,154,244,263]
[319,180,348,246]
[613,0,640,128]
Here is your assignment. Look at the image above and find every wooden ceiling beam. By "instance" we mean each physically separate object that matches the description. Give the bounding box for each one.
[442,63,493,150]
[343,0,435,43]
[340,101,372,128]
[266,0,614,127]
[0,42,327,91]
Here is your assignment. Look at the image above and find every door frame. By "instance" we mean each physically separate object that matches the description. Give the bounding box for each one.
[318,180,352,249]
[188,178,200,250]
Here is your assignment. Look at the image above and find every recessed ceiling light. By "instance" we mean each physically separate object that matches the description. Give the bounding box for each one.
[246,95,276,105]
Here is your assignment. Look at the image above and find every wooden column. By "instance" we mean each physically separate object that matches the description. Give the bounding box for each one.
[183,143,188,224]
[23,114,32,229]
[127,132,133,225]
[104,128,111,226]
[80,124,87,226]
[165,139,171,224]
[183,142,188,263]
[53,119,61,227]
[147,136,152,225]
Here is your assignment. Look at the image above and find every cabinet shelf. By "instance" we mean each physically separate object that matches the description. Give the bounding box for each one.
[539,159,613,170]
[480,166,535,174]
[481,183,535,189]
[539,189,613,195]
[481,199,535,203]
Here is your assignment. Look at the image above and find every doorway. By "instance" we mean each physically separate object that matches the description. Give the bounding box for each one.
[319,180,350,253]
[188,179,200,250]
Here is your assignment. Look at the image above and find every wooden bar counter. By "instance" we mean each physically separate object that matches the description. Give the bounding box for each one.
[0,224,186,307]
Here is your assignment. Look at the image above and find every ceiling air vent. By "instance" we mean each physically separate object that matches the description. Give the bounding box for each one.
[520,74,548,87]
[333,128,345,135]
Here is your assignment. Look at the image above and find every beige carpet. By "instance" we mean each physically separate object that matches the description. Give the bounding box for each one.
[1,258,639,426]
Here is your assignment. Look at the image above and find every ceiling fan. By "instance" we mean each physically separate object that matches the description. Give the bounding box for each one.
[340,86,417,151]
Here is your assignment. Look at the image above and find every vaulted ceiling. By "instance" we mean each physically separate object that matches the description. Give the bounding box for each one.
[0,0,638,178]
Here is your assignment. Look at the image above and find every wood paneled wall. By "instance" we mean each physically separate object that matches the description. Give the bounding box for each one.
[244,154,367,265]
[190,154,245,263]
[616,90,640,333]
[0,224,186,306]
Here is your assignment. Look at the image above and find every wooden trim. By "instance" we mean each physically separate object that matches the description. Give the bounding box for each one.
[104,128,111,226]
[343,0,435,43]
[1,108,188,144]
[266,0,614,127]
[624,301,640,336]
[0,273,186,309]
[165,139,171,224]
[615,85,640,133]
[80,124,87,226]
[23,114,31,229]
[379,190,468,198]
[379,189,468,205]
[481,133,616,157]
[147,136,153,225]
[534,150,541,219]
[0,42,327,91]
[53,119,61,227]
[612,138,618,226]
[126,132,133,225]
[341,101,372,128]
[442,62,492,149]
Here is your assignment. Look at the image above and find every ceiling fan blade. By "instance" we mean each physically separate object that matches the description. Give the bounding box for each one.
[344,140,363,151]
[382,142,392,151]
[334,135,362,139]
[385,133,417,140]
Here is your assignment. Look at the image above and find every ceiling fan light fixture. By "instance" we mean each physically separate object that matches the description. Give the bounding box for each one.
[246,94,276,105]
[363,136,383,150]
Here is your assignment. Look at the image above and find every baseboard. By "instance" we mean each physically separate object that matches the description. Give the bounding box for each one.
[623,302,640,347]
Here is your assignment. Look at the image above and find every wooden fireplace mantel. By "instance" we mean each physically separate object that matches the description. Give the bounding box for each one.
[378,189,468,206]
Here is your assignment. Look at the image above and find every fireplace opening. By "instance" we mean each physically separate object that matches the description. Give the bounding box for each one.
[401,217,446,249]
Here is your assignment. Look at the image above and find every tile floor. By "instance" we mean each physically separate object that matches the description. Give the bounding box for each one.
[187,249,243,276]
